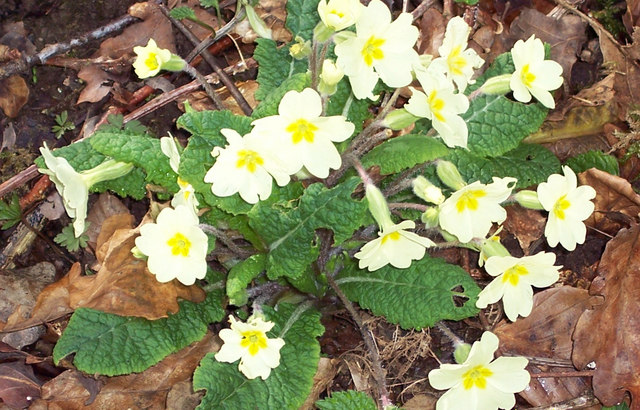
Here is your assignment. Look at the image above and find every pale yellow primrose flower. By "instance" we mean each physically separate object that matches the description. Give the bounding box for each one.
[215,314,285,380]
[135,205,208,286]
[160,136,181,174]
[204,128,290,204]
[536,166,595,251]
[250,88,354,178]
[39,144,133,237]
[439,177,516,243]
[429,16,484,93]
[159,137,200,214]
[132,39,185,79]
[355,220,435,271]
[317,0,363,32]
[429,331,530,410]
[509,35,563,109]
[476,252,561,322]
[405,68,470,148]
[318,59,344,96]
[334,0,419,100]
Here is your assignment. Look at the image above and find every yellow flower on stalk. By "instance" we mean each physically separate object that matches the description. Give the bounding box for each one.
[317,0,363,32]
[38,143,133,237]
[204,129,291,204]
[134,205,208,286]
[536,166,595,251]
[509,35,563,109]
[429,331,530,410]
[405,68,470,148]
[250,88,354,178]
[132,39,185,79]
[430,16,484,92]
[334,0,419,100]
[215,314,285,380]
[476,252,561,321]
[438,177,516,243]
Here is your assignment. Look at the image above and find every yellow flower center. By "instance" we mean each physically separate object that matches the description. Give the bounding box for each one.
[329,9,345,18]
[381,231,401,244]
[236,149,264,173]
[286,119,318,144]
[447,45,467,76]
[240,330,268,356]
[428,90,446,122]
[553,194,571,220]
[502,264,529,286]
[167,232,191,257]
[462,365,493,389]
[455,189,487,212]
[520,63,536,87]
[361,36,386,67]
[144,52,160,71]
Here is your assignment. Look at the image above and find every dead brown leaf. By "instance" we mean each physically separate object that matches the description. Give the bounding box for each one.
[508,8,587,89]
[0,361,42,408]
[578,168,640,234]
[503,206,546,253]
[34,332,218,409]
[0,213,205,332]
[85,193,130,251]
[0,75,29,118]
[417,9,445,56]
[495,286,597,407]
[301,358,339,409]
[572,224,640,407]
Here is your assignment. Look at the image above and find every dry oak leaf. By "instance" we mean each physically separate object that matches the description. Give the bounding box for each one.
[0,213,205,333]
[495,286,598,407]
[578,168,640,234]
[0,75,29,118]
[0,360,42,408]
[572,224,640,407]
[31,332,218,410]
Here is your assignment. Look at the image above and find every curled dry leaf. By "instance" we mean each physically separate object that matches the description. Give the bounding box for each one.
[0,75,29,118]
[503,206,546,253]
[417,9,445,56]
[0,361,42,408]
[85,193,130,251]
[0,213,205,332]
[572,224,640,407]
[34,332,218,409]
[495,286,598,407]
[578,167,640,234]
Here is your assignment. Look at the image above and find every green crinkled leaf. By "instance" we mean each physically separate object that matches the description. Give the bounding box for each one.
[565,150,619,176]
[170,6,197,20]
[254,39,308,101]
[464,94,548,157]
[316,390,377,410]
[326,78,372,136]
[248,178,367,280]
[193,303,324,410]
[447,143,561,188]
[251,73,311,120]
[227,254,266,306]
[202,207,267,251]
[0,193,21,230]
[285,0,320,40]
[35,141,146,200]
[361,134,450,174]
[53,277,225,376]
[336,255,481,329]
[177,110,254,214]
[90,132,177,189]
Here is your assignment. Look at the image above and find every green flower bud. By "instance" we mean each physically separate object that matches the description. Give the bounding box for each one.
[365,183,394,231]
[289,36,311,60]
[383,108,419,130]
[478,235,510,266]
[478,73,511,96]
[318,59,343,96]
[420,207,440,228]
[413,176,445,205]
[245,4,272,40]
[313,21,335,43]
[436,160,466,191]
[453,342,472,364]
[514,190,545,210]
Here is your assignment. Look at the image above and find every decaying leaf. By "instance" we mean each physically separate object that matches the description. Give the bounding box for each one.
[573,224,640,407]
[0,75,29,118]
[495,287,597,407]
[417,9,445,56]
[85,193,130,251]
[34,332,218,409]
[0,213,205,332]
[0,360,42,408]
[579,168,640,234]
[503,206,546,253]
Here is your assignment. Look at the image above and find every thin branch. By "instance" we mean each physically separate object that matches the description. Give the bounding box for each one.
[0,14,139,80]
[326,266,391,408]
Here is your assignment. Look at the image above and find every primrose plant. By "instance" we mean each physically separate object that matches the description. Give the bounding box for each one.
[35,0,602,408]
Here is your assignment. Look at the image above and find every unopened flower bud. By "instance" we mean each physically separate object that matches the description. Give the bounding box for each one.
[383,108,419,130]
[478,234,510,267]
[514,190,544,210]
[453,342,472,364]
[318,59,344,95]
[289,36,311,60]
[421,207,440,228]
[436,161,466,191]
[245,4,273,40]
[478,73,511,96]
[413,176,445,205]
[365,183,394,231]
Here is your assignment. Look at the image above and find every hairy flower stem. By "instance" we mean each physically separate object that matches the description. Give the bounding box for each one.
[326,266,391,407]
[436,321,464,347]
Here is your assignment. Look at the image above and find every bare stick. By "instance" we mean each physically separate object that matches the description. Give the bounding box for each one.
[0,14,139,80]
